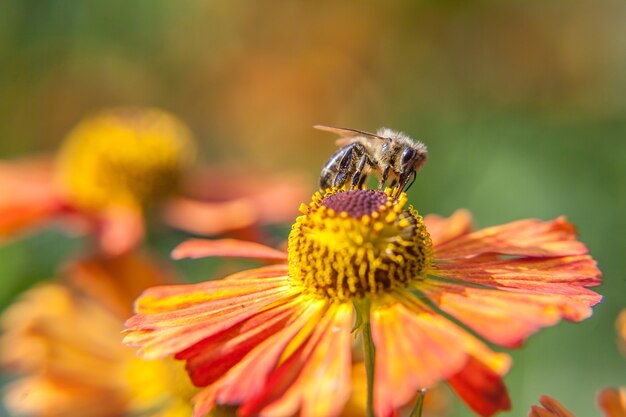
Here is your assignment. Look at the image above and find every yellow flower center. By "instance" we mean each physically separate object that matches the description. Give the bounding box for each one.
[56,108,195,210]
[288,188,433,301]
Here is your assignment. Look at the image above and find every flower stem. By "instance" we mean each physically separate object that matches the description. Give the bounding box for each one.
[409,389,427,417]
[355,298,376,417]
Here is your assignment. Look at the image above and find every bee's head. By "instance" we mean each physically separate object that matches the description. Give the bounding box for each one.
[399,142,428,175]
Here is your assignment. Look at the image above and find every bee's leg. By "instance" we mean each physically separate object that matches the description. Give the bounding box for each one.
[321,146,351,189]
[332,143,359,189]
[358,171,368,189]
[378,166,391,190]
[320,170,334,190]
[350,153,368,189]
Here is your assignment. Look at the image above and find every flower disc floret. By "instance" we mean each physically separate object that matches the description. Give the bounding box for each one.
[56,108,194,209]
[287,188,433,301]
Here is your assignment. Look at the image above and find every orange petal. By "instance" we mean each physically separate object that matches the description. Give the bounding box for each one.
[0,158,58,200]
[62,252,177,318]
[435,217,588,259]
[192,299,328,417]
[177,165,310,225]
[124,275,294,359]
[224,264,290,281]
[529,395,576,417]
[176,298,302,386]
[206,299,328,409]
[598,388,626,417]
[617,311,626,358]
[424,209,473,247]
[432,255,602,297]
[238,303,353,417]
[131,273,289,314]
[4,376,127,417]
[172,238,287,262]
[422,281,597,348]
[447,356,511,417]
[0,199,65,240]
[163,197,259,236]
[370,293,472,417]
[0,159,65,239]
[96,205,145,256]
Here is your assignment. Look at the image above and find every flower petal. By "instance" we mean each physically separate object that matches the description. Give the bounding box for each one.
[4,376,127,417]
[529,395,576,417]
[597,388,626,417]
[422,281,598,347]
[192,299,330,417]
[371,293,473,417]
[172,238,288,262]
[176,165,309,224]
[96,205,145,256]
[0,159,65,239]
[238,303,353,417]
[176,297,303,386]
[617,311,626,358]
[185,298,328,417]
[123,275,294,359]
[62,252,175,318]
[447,356,511,417]
[424,209,473,247]
[163,197,259,236]
[434,217,588,259]
[432,255,601,297]
[0,199,64,240]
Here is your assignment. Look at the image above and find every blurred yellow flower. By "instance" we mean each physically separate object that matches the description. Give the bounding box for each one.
[0,107,309,255]
[1,253,198,417]
[0,107,194,255]
[56,108,195,211]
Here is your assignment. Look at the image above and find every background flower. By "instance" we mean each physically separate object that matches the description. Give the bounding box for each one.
[1,252,198,417]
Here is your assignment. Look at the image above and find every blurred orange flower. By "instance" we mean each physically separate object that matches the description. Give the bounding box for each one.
[617,309,626,358]
[1,252,199,417]
[0,107,309,256]
[598,389,626,417]
[529,390,626,417]
[163,164,310,241]
[125,188,601,417]
[529,396,576,417]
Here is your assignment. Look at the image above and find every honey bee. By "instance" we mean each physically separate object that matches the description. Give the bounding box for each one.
[315,125,428,196]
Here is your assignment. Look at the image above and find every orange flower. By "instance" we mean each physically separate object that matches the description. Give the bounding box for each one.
[125,188,602,417]
[529,396,576,417]
[617,309,626,358]
[529,391,626,417]
[0,108,309,255]
[598,389,626,417]
[1,252,199,417]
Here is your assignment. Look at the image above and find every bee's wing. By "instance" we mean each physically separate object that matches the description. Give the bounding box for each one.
[313,125,389,145]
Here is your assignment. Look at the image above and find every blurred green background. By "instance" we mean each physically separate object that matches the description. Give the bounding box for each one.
[1,0,625,416]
